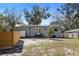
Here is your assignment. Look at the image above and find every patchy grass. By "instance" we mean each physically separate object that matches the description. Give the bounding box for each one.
[22,39,79,56]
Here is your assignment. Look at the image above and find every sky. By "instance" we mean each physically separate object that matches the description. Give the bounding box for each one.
[0,3,63,25]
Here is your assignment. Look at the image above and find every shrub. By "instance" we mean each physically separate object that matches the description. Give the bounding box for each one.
[46,26,54,38]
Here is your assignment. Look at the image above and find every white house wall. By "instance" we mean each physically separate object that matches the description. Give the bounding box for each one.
[53,28,62,37]
[20,31,26,37]
[64,32,79,39]
[73,33,79,38]
[40,27,47,37]
[16,25,63,38]
[29,27,36,37]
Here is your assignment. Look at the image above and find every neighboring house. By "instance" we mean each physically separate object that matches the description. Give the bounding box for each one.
[64,29,79,39]
[16,25,63,38]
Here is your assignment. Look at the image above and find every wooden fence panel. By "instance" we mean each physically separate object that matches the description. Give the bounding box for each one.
[13,32,20,46]
[0,32,19,48]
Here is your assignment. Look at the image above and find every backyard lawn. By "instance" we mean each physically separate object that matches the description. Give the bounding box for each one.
[22,39,79,56]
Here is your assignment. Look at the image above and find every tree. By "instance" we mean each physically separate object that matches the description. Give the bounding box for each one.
[3,8,22,31]
[57,3,75,30]
[51,3,79,30]
[24,5,51,25]
[73,4,79,28]
[0,14,7,32]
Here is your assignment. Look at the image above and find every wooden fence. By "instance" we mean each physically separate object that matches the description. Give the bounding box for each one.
[0,31,20,48]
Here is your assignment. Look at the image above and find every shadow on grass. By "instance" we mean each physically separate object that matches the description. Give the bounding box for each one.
[50,38,64,41]
[0,40,24,54]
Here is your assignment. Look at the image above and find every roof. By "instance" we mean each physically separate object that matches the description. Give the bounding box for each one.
[65,29,79,33]
[16,24,62,28]
[16,24,63,31]
[16,24,47,27]
[15,24,49,26]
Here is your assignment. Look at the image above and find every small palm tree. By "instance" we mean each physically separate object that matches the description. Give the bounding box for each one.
[46,26,54,38]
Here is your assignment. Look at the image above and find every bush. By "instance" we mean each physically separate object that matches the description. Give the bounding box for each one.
[46,27,54,38]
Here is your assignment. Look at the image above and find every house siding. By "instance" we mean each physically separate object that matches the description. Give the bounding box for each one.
[64,29,79,39]
[16,25,63,38]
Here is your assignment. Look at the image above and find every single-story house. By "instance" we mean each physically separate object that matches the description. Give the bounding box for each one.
[64,29,79,39]
[16,25,63,38]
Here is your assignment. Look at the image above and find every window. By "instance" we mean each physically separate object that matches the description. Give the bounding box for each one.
[54,28,58,31]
